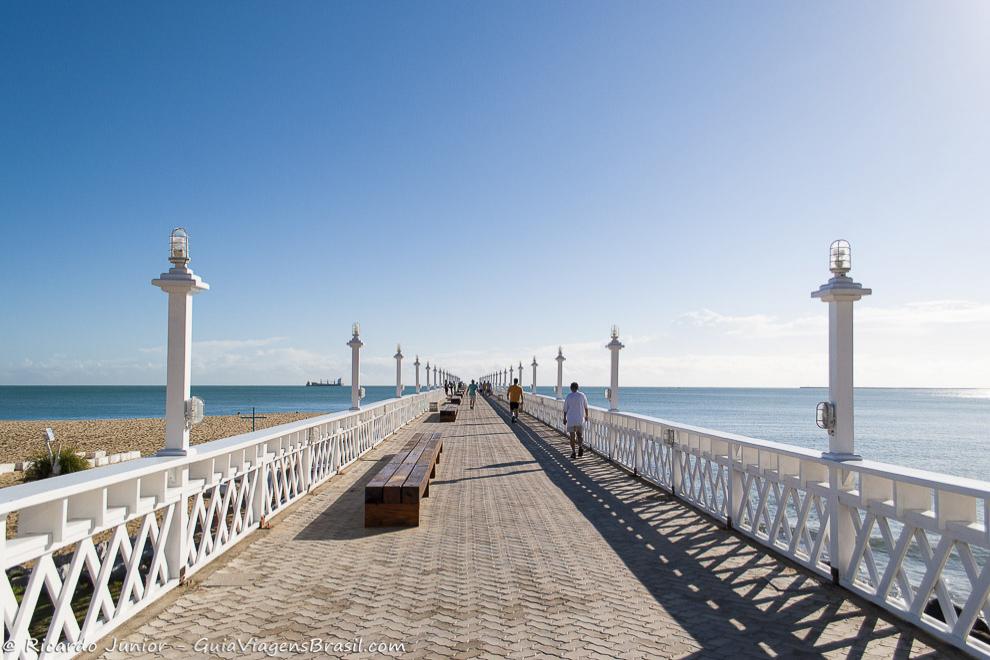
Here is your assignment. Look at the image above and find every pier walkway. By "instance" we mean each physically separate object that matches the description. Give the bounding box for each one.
[92,396,949,659]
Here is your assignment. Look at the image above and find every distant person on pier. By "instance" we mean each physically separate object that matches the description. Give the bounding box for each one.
[507,378,524,423]
[467,379,478,409]
[563,382,589,459]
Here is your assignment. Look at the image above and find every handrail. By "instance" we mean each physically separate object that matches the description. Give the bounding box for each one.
[0,388,444,658]
[497,390,990,658]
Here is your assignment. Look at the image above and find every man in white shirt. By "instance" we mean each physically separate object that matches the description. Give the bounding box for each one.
[563,382,589,459]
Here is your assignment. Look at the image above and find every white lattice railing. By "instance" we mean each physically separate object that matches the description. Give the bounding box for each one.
[0,389,443,659]
[496,390,990,658]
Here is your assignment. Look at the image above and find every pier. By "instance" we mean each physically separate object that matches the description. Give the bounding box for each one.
[78,398,949,657]
[1,234,988,659]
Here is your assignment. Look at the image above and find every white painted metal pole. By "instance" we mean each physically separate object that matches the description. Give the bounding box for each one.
[555,347,565,399]
[414,356,421,393]
[394,345,403,398]
[812,241,870,460]
[348,325,363,411]
[607,327,624,412]
[531,356,538,394]
[425,361,430,389]
[152,231,208,457]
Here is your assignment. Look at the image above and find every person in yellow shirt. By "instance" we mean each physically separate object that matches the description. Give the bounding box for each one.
[507,379,524,423]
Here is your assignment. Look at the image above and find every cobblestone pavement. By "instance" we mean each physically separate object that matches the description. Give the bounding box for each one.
[91,395,955,659]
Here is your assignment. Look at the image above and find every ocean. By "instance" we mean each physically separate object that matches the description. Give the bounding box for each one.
[1,385,988,481]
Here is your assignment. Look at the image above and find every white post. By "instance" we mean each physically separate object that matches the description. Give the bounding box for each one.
[425,361,431,389]
[509,364,515,385]
[531,356,538,394]
[812,240,871,460]
[518,361,523,388]
[348,324,363,410]
[394,344,404,398]
[414,356,421,393]
[152,228,209,457]
[555,346,565,399]
[433,365,438,388]
[811,240,870,586]
[607,326,624,412]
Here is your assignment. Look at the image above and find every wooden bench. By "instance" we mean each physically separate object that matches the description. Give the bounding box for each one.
[438,404,458,421]
[365,432,443,527]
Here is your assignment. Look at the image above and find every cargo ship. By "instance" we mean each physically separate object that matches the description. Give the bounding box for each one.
[306,378,343,386]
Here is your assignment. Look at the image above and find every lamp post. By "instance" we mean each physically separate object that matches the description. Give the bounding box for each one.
[606,326,624,411]
[152,228,209,457]
[812,240,871,586]
[414,355,421,393]
[394,344,404,398]
[518,361,523,387]
[509,364,515,385]
[531,356,538,394]
[425,361,431,389]
[347,323,363,410]
[555,346,565,400]
[812,240,871,461]
[433,365,438,389]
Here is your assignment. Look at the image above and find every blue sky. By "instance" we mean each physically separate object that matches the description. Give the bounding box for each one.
[2,2,988,387]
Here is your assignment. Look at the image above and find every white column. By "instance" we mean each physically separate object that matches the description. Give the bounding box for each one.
[555,346,565,399]
[811,240,870,585]
[531,356,538,393]
[509,364,515,385]
[348,325,363,410]
[394,344,404,398]
[425,361,431,389]
[518,361,523,387]
[812,241,871,460]
[414,356,421,393]
[433,365,438,388]
[607,326,624,411]
[152,249,209,457]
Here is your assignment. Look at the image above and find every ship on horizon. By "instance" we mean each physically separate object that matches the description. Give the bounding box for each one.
[306,377,343,387]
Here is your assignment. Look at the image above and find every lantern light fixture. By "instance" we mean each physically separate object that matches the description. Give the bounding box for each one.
[829,239,852,276]
[169,227,190,266]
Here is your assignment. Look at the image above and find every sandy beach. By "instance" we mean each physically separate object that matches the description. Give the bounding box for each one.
[0,412,321,489]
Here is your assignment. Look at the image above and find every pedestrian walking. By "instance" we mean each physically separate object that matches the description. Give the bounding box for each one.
[563,382,589,458]
[507,378,524,423]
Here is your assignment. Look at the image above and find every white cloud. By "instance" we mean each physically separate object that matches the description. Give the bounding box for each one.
[4,300,989,387]
[680,309,823,338]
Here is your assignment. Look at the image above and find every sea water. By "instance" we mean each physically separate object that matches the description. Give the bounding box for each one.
[1,385,988,481]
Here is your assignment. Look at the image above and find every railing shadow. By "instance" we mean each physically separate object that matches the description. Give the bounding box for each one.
[489,401,955,659]
[294,454,404,540]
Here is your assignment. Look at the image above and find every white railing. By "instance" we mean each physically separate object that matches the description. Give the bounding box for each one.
[0,389,443,659]
[498,391,990,658]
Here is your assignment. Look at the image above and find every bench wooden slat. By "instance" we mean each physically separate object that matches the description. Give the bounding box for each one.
[365,431,443,526]
[365,434,424,503]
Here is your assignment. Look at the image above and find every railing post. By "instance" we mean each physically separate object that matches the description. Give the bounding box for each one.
[634,427,644,476]
[164,466,189,582]
[828,463,856,584]
[727,443,743,529]
[668,429,682,497]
